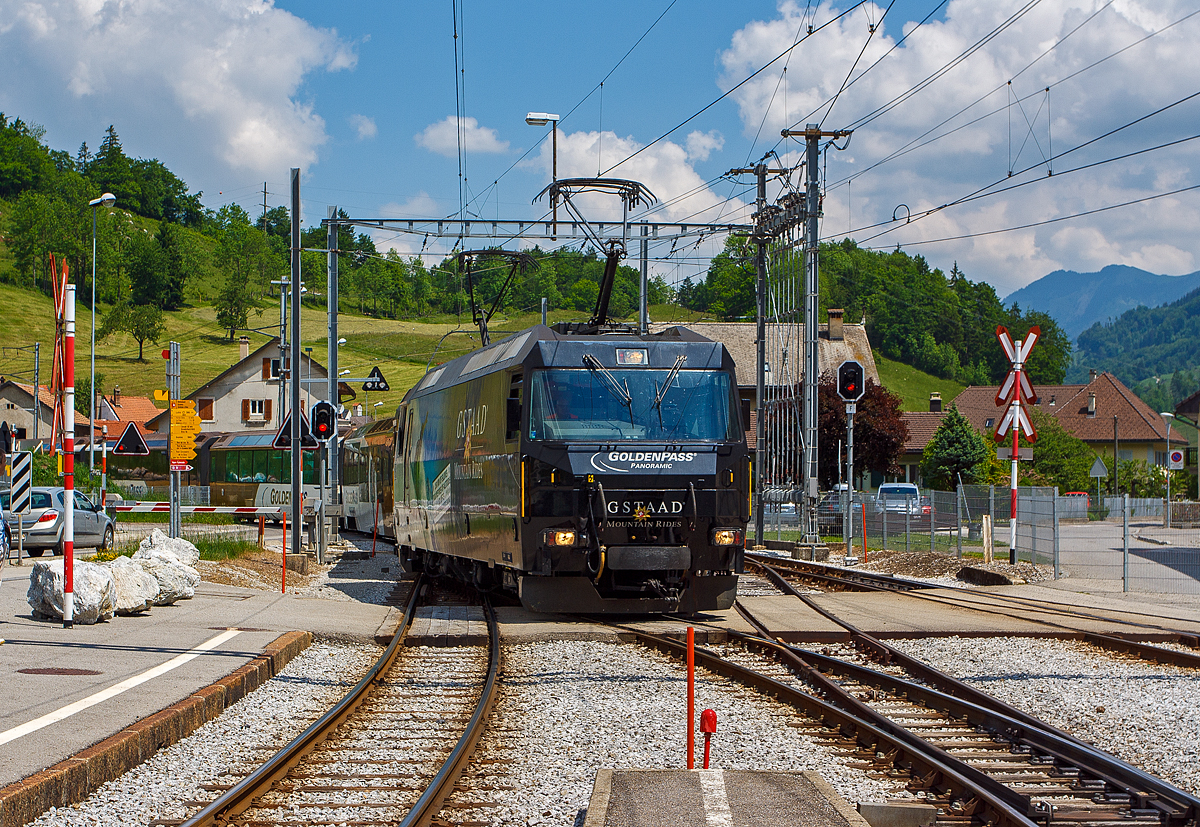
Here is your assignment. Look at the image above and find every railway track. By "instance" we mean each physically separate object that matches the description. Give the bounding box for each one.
[614,604,1200,827]
[749,554,1200,670]
[175,577,500,827]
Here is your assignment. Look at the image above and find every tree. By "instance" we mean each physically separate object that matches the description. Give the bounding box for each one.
[75,372,104,416]
[215,272,258,339]
[816,375,908,488]
[920,406,991,490]
[98,301,164,360]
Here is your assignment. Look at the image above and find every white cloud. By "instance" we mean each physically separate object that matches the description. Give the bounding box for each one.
[529,129,749,227]
[719,0,1200,293]
[415,116,509,157]
[0,0,355,179]
[349,114,377,140]
[685,130,725,161]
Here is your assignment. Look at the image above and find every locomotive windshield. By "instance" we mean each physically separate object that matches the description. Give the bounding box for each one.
[528,368,737,441]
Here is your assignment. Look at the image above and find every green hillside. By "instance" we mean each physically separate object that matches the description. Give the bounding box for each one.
[874,350,966,412]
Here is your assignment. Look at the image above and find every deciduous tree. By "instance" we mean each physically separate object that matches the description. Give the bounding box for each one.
[920,406,990,490]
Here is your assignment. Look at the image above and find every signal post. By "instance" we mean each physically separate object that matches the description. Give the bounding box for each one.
[837,360,865,552]
[994,325,1040,565]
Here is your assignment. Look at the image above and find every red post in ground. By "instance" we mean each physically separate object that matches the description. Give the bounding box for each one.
[258,515,266,549]
[63,280,76,628]
[687,626,695,769]
[700,708,717,769]
[281,509,287,594]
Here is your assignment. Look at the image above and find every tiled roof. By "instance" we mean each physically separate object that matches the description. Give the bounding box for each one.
[1177,388,1200,424]
[105,395,163,424]
[901,411,947,454]
[953,372,1186,445]
[650,322,879,388]
[3,380,88,425]
[94,419,155,439]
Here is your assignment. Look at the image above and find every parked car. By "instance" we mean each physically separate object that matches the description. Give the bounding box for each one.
[874,483,923,515]
[0,487,114,556]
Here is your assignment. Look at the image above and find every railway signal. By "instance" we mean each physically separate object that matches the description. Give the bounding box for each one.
[836,360,865,402]
[273,411,319,450]
[362,367,389,392]
[836,360,865,547]
[994,324,1040,564]
[311,400,335,441]
[113,421,150,456]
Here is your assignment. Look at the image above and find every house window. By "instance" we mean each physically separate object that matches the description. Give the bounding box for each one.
[262,358,282,380]
[242,398,272,422]
[1154,450,1168,467]
[198,398,214,421]
[985,418,994,428]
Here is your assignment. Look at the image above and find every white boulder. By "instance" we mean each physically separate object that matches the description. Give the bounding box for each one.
[134,529,200,567]
[136,553,201,604]
[105,556,158,615]
[27,559,115,624]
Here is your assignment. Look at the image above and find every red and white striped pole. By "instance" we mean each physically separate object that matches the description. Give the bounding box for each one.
[100,424,108,512]
[63,282,76,629]
[1009,347,1022,567]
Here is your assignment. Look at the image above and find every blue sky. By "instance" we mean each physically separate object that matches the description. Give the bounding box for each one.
[2,1,1198,296]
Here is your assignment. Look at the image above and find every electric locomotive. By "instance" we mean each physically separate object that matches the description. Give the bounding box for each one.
[393,323,749,613]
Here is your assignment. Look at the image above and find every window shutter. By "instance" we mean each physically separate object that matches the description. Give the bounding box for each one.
[242,399,250,420]
[264,399,273,421]
[198,398,213,421]
[262,359,270,380]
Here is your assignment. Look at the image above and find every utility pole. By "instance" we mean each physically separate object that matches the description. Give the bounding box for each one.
[726,162,789,547]
[290,169,303,569]
[782,125,851,546]
[327,205,340,550]
[32,342,40,446]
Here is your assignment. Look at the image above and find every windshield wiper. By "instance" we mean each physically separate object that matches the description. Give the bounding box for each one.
[582,354,633,424]
[652,355,686,426]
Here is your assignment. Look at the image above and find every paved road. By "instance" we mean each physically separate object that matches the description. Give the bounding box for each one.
[1056,520,1199,596]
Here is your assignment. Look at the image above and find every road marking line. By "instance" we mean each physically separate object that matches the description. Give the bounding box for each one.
[0,629,243,747]
[698,769,732,827]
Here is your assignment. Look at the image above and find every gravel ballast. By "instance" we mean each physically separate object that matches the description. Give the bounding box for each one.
[890,636,1200,796]
[26,640,380,827]
[445,639,909,826]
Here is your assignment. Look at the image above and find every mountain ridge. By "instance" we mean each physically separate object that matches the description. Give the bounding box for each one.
[1003,264,1200,339]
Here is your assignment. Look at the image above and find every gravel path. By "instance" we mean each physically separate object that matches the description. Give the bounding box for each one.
[890,636,1200,797]
[445,640,909,827]
[28,641,380,827]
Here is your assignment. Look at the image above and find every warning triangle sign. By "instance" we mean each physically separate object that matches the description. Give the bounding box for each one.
[112,421,150,456]
[362,366,389,392]
[273,411,320,450]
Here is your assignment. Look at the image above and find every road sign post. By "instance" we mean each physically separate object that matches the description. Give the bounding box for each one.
[165,342,182,537]
[994,325,1040,565]
[11,451,32,564]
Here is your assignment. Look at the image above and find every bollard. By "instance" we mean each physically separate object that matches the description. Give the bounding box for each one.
[700,708,717,769]
[687,627,695,769]
[258,515,266,549]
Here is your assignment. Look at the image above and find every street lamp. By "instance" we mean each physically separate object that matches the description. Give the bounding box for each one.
[88,192,116,476]
[1161,412,1175,528]
[526,112,560,239]
[372,401,383,420]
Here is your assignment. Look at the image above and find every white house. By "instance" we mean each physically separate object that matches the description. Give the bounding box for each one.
[145,337,330,435]
[0,378,87,445]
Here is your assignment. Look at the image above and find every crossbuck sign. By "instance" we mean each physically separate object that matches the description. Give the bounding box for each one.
[994,324,1040,565]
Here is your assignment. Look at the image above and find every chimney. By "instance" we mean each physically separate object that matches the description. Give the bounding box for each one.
[828,308,844,341]
[239,335,250,361]
[113,385,120,406]
[1088,391,1096,418]
[1089,368,1098,383]
[929,392,942,412]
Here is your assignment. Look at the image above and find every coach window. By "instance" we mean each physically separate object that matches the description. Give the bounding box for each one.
[303,451,316,484]
[211,451,225,483]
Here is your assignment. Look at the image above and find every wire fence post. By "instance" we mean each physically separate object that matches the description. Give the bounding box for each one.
[1122,493,1130,593]
[1052,489,1061,579]
[882,504,888,552]
[989,484,995,556]
[905,496,911,553]
[956,484,963,558]
[930,496,936,553]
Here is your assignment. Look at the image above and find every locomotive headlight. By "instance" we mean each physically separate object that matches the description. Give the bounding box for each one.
[710,528,742,546]
[544,529,577,547]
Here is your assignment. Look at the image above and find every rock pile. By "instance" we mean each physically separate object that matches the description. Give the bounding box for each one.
[26,529,205,624]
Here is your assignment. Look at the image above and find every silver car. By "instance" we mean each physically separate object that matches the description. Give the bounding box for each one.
[0,487,115,556]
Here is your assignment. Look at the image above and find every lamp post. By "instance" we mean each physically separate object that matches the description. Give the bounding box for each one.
[1161,411,1174,528]
[526,112,560,239]
[372,401,383,421]
[88,192,116,476]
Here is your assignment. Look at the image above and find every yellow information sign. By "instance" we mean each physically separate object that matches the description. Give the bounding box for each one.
[170,399,202,462]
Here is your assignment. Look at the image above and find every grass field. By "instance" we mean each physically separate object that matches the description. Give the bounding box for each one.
[873,350,966,412]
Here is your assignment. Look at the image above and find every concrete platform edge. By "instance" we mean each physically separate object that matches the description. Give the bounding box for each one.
[0,630,313,827]
[805,771,873,827]
[582,768,613,827]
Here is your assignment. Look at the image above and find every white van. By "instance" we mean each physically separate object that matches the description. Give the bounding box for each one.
[875,482,921,515]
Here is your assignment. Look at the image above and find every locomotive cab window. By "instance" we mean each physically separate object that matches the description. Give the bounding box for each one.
[528,368,737,442]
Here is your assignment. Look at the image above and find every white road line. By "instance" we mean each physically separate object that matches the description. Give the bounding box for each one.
[698,769,732,827]
[0,629,243,747]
